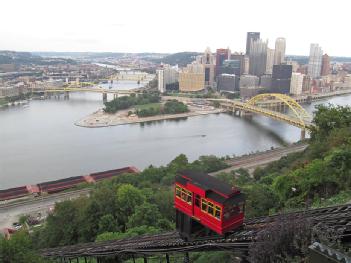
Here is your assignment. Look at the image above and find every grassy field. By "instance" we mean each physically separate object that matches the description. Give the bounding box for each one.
[0,97,7,106]
[134,103,162,111]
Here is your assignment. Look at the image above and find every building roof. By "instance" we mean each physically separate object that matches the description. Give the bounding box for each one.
[177,170,235,197]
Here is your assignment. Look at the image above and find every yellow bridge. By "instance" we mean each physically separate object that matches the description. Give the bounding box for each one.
[213,93,313,139]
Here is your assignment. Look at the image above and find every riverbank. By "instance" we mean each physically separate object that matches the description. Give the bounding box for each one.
[75,103,224,128]
[210,142,308,175]
[0,99,29,108]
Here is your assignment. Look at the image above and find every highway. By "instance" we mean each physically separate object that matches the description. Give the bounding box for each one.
[211,143,308,175]
[0,189,91,230]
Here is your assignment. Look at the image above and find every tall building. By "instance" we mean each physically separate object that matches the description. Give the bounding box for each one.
[246,32,260,55]
[215,48,230,77]
[239,75,259,88]
[217,59,241,76]
[179,63,205,92]
[157,64,179,93]
[249,39,268,76]
[265,48,275,74]
[243,56,250,74]
[271,64,292,94]
[196,47,216,88]
[308,43,323,78]
[302,75,312,93]
[274,38,286,65]
[217,74,236,92]
[286,60,299,72]
[231,53,246,76]
[260,75,272,90]
[321,54,330,76]
[290,73,304,95]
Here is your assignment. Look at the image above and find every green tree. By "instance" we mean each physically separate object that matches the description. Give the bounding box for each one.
[98,214,119,234]
[311,104,351,142]
[126,203,163,229]
[96,226,161,242]
[116,184,145,228]
[0,231,49,263]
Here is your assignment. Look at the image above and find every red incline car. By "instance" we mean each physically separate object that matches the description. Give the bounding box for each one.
[175,170,245,240]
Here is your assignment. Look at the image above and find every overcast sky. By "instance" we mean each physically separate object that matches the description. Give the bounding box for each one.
[1,0,350,56]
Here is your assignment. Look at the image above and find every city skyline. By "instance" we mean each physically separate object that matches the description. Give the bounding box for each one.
[1,0,351,56]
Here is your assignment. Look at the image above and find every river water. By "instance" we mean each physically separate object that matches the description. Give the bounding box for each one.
[0,92,350,189]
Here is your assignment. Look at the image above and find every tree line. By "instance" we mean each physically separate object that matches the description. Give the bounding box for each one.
[103,93,161,113]
[135,100,189,117]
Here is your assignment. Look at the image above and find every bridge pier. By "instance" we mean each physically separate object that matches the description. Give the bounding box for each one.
[300,129,306,140]
[64,91,70,100]
[242,111,253,119]
[102,93,107,103]
[44,91,51,100]
[113,94,118,100]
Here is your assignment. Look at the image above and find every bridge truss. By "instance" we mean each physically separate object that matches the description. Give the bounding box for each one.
[244,93,311,129]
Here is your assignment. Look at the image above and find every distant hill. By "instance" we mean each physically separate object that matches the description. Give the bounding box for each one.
[33,52,167,60]
[286,55,351,65]
[0,51,76,65]
[148,52,201,66]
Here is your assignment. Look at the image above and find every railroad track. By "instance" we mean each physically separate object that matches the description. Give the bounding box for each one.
[42,204,351,259]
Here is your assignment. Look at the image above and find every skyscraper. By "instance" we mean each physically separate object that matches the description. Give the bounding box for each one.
[246,32,260,55]
[215,48,231,77]
[179,62,205,92]
[290,73,304,95]
[274,38,286,65]
[265,48,275,74]
[321,54,330,76]
[196,47,216,88]
[231,53,246,76]
[249,39,268,76]
[157,64,179,93]
[271,64,292,94]
[308,43,323,78]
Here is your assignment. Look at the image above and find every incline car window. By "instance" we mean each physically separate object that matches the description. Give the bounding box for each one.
[201,198,221,220]
[215,206,221,219]
[201,199,207,211]
[195,195,200,207]
[223,202,244,220]
[176,186,181,198]
[175,185,192,205]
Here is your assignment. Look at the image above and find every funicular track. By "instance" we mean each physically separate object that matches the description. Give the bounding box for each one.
[42,204,351,259]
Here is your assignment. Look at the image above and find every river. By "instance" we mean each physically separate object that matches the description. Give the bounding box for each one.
[0,92,350,189]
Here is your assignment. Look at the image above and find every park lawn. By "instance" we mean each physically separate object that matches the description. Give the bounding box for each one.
[134,103,162,111]
[0,97,7,106]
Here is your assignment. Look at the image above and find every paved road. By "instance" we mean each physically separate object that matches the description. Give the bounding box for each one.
[211,143,308,175]
[0,189,91,230]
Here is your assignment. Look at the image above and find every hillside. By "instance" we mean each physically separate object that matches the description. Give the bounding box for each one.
[148,51,201,66]
[0,50,77,65]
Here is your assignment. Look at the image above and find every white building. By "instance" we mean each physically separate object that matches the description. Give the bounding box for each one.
[265,48,275,74]
[157,64,179,93]
[243,56,250,74]
[274,38,286,65]
[195,47,216,88]
[286,60,299,72]
[0,86,20,98]
[290,72,304,95]
[308,43,323,79]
